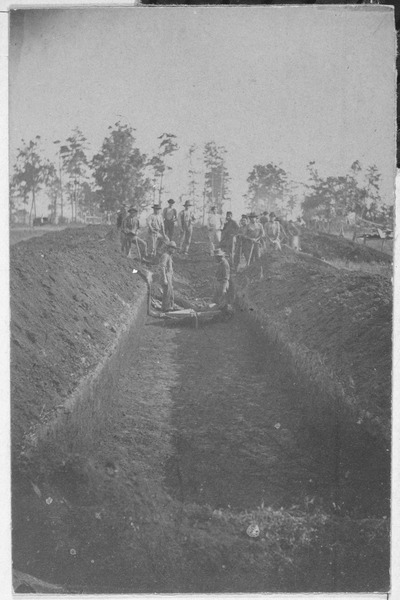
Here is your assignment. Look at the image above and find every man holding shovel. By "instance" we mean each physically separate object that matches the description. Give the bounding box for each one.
[243,213,265,264]
[160,240,177,312]
[122,207,147,259]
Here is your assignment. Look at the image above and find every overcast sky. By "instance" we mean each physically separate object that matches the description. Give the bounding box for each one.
[9,6,396,215]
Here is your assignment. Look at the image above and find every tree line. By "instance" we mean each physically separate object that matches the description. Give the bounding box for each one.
[245,159,389,224]
[10,123,232,226]
[10,121,389,226]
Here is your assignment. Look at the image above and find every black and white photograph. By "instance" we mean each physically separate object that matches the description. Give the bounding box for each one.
[8,5,396,596]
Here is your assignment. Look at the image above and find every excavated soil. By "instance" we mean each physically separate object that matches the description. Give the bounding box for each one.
[10,225,391,593]
[300,229,393,263]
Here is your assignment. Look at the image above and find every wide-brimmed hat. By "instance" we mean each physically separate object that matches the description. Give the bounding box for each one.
[128,206,137,213]
[152,204,161,210]
[184,201,192,207]
[214,248,225,257]
[248,212,258,218]
[166,240,177,249]
[168,198,175,204]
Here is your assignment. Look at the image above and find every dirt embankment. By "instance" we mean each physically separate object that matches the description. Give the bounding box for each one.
[235,238,392,443]
[10,225,146,460]
[300,229,392,263]
[10,225,391,593]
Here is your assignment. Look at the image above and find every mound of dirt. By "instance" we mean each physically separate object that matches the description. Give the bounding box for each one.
[10,225,145,457]
[235,244,392,441]
[299,229,392,264]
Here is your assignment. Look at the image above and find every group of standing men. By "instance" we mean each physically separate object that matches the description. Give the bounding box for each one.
[116,200,301,314]
[207,208,300,266]
[116,198,196,259]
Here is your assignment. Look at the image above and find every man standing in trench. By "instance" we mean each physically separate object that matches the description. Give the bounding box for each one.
[160,240,177,312]
[213,248,230,308]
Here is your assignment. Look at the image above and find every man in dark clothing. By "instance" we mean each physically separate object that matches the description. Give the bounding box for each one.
[220,211,239,260]
[163,198,178,241]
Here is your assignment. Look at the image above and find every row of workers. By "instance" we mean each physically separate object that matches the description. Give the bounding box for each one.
[208,209,301,265]
[116,199,196,258]
[116,201,301,263]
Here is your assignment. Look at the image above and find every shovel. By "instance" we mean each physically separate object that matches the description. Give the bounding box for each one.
[237,240,247,272]
[135,237,142,262]
[247,242,255,266]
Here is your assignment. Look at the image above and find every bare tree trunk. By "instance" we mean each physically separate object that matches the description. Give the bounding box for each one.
[29,188,36,227]
[74,180,78,222]
[158,172,164,204]
[220,163,224,213]
[29,197,34,227]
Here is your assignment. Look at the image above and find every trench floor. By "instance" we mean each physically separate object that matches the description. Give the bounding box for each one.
[163,313,389,518]
[12,300,390,593]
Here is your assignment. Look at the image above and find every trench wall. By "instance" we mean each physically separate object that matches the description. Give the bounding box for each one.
[233,271,390,446]
[26,285,148,459]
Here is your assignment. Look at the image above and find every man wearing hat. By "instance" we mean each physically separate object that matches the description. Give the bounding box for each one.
[239,214,249,230]
[207,205,223,256]
[220,211,239,260]
[122,206,147,258]
[159,240,177,312]
[179,200,196,255]
[162,198,178,241]
[234,214,249,268]
[242,212,265,263]
[213,248,230,307]
[146,204,166,257]
[266,212,282,251]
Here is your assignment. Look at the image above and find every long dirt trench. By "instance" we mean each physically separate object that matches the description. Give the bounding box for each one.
[12,233,390,594]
